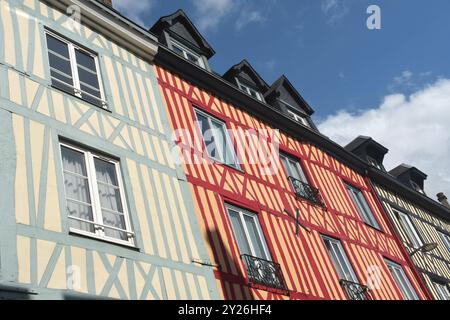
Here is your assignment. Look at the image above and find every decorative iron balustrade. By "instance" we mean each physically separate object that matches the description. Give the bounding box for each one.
[241,254,288,291]
[340,279,370,300]
[289,177,325,207]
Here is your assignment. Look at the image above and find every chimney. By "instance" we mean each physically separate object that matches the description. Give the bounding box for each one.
[99,0,113,7]
[437,192,450,209]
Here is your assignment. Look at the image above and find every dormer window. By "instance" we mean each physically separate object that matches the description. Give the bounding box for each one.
[169,38,205,69]
[410,181,425,195]
[285,106,311,128]
[236,78,264,102]
[367,156,384,171]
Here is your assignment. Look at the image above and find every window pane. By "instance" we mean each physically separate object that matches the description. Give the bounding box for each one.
[75,49,96,70]
[346,184,379,229]
[47,34,74,91]
[196,111,219,160]
[97,183,123,213]
[75,49,101,105]
[172,45,184,56]
[49,52,73,76]
[67,201,95,233]
[323,237,358,283]
[94,158,118,186]
[64,173,91,203]
[195,110,239,168]
[228,209,251,255]
[243,215,267,259]
[62,146,87,175]
[210,120,227,162]
[186,52,199,64]
[102,210,128,240]
[62,146,95,234]
[398,212,422,248]
[439,232,450,251]
[46,34,70,58]
[94,158,126,238]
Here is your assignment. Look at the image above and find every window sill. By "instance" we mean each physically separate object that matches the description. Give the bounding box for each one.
[69,228,138,250]
[50,84,111,113]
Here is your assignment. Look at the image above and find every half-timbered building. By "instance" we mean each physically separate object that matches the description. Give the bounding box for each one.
[152,10,431,300]
[0,0,219,299]
[347,136,450,300]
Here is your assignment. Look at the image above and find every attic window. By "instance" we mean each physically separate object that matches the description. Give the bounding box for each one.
[367,156,384,171]
[236,78,264,102]
[410,181,425,195]
[286,109,311,128]
[169,38,205,69]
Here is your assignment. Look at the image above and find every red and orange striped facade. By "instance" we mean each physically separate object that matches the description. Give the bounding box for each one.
[155,65,429,300]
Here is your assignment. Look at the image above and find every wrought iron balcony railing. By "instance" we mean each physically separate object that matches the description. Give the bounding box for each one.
[289,177,325,207]
[340,279,370,300]
[241,254,288,292]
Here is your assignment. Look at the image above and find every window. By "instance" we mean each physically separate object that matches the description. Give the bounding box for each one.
[433,281,450,300]
[169,38,205,68]
[194,108,240,169]
[322,236,369,300]
[367,156,384,171]
[280,152,323,206]
[385,259,419,300]
[60,142,134,246]
[438,231,450,251]
[226,204,286,290]
[46,31,106,108]
[393,208,423,249]
[345,183,380,229]
[322,236,358,283]
[410,181,425,195]
[286,109,311,128]
[236,79,264,102]
[227,204,271,260]
[280,153,308,184]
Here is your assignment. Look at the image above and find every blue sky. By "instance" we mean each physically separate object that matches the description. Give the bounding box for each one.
[114,0,450,199]
[115,0,450,119]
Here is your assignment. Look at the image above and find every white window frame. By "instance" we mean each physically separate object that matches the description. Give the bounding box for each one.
[194,108,241,169]
[60,142,134,247]
[236,78,264,102]
[393,208,423,249]
[433,281,450,300]
[286,109,310,127]
[385,259,419,300]
[322,235,359,283]
[169,38,205,69]
[345,183,381,230]
[438,231,450,251]
[226,204,271,261]
[280,152,308,184]
[45,30,107,108]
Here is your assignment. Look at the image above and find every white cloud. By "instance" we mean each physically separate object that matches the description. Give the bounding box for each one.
[321,0,349,25]
[191,0,236,31]
[191,0,269,32]
[114,0,154,27]
[235,9,265,30]
[319,78,450,199]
